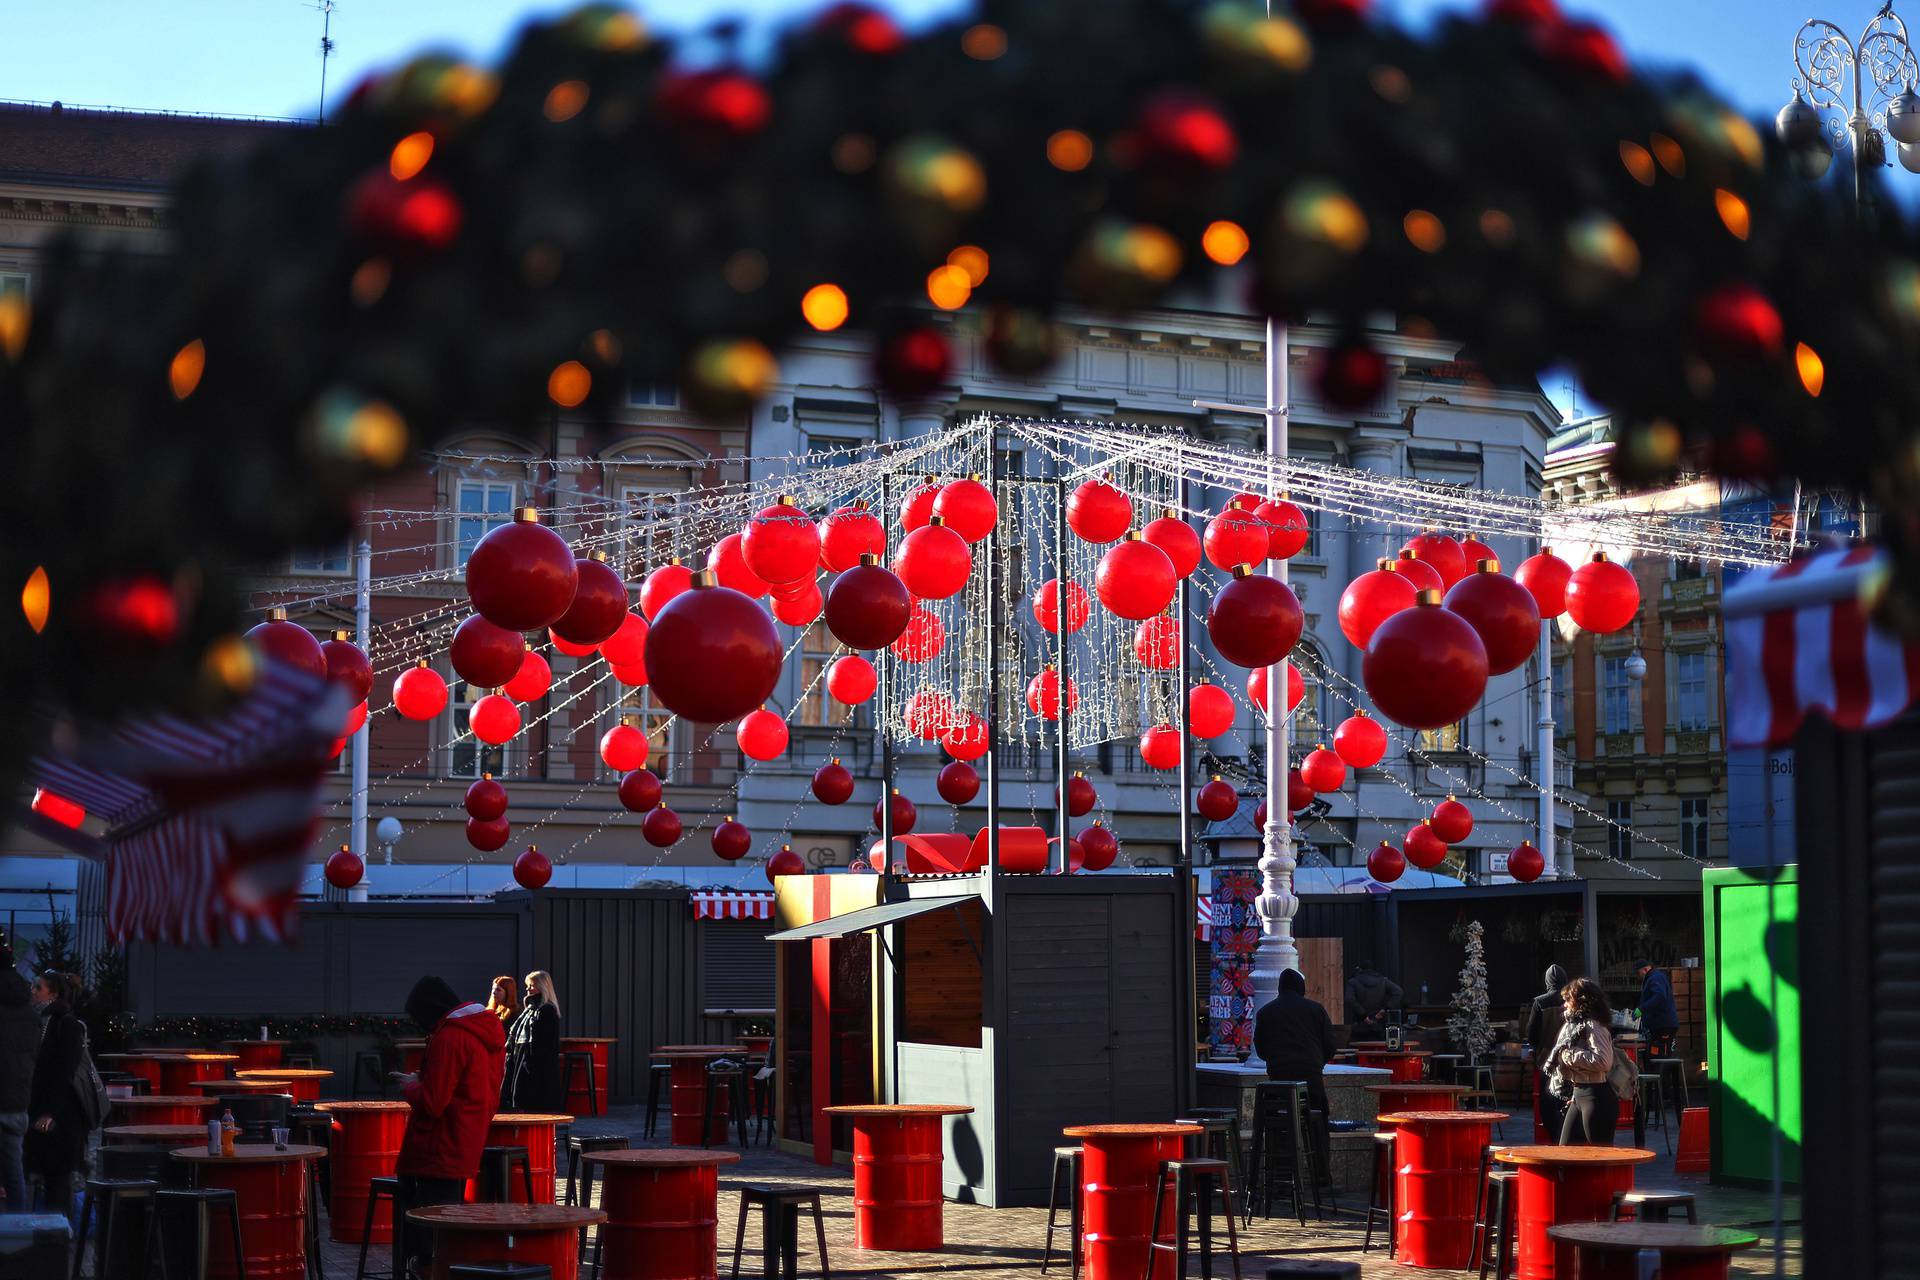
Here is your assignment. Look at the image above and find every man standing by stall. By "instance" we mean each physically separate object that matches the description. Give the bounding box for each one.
[1635,961,1679,1060]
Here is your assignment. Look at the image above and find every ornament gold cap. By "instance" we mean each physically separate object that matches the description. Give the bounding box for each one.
[1232,564,1255,578]
[515,507,541,524]
[1416,588,1442,605]
[831,756,840,765]
[339,843,349,853]
[523,641,533,651]
[590,550,609,563]
[482,771,492,780]
[1162,506,1178,518]
[1592,551,1611,562]
[1074,770,1084,777]
[332,629,349,641]
[1540,546,1553,556]
[777,494,797,506]
[1477,557,1499,572]
[269,607,290,622]
[667,555,682,566]
[968,471,982,482]
[620,714,633,727]
[1228,499,1244,510]
[1403,548,1422,560]
[929,514,947,527]
[1377,558,1392,571]
[1447,793,1457,801]
[691,569,719,588]
[858,552,880,566]
[527,843,538,853]
[727,813,736,823]
[1125,529,1143,541]
[1210,773,1222,781]
[1196,676,1209,685]
[853,499,870,511]
[415,658,429,669]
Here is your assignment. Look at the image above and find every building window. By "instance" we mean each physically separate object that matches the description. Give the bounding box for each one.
[1415,720,1464,753]
[0,272,28,301]
[448,680,506,779]
[1673,651,1709,731]
[619,483,676,575]
[1679,795,1708,859]
[795,625,860,728]
[1292,648,1325,743]
[456,481,516,568]
[1601,655,1634,734]
[290,542,352,575]
[627,380,680,408]
[1300,504,1325,558]
[610,682,676,780]
[1607,799,1634,860]
[1551,658,1571,730]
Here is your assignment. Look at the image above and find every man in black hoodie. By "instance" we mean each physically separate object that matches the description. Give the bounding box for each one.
[1254,969,1336,1182]
[0,949,33,1211]
[1524,964,1571,1140]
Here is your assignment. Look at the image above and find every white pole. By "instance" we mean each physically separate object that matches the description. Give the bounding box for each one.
[350,535,372,867]
[1537,619,1566,878]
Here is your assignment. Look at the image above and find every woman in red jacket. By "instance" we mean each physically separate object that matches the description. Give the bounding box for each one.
[394,975,506,1278]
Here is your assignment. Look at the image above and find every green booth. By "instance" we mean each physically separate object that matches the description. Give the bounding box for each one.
[1701,865,1799,1188]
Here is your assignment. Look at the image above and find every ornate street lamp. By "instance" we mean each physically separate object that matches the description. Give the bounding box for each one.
[1779,4,1920,208]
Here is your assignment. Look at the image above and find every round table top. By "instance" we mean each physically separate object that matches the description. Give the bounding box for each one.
[1062,1122,1203,1139]
[655,1048,743,1061]
[106,1125,211,1142]
[172,1053,240,1063]
[1546,1223,1760,1254]
[653,1045,740,1055]
[1355,1048,1432,1057]
[236,1068,333,1081]
[408,1204,605,1232]
[491,1112,574,1125]
[1379,1110,1512,1125]
[223,1040,291,1047]
[392,1039,426,1047]
[114,1096,217,1110]
[1365,1083,1469,1094]
[171,1143,325,1165]
[190,1080,291,1094]
[101,1052,175,1062]
[1495,1145,1659,1168]
[560,1036,617,1045]
[316,1101,410,1114]
[822,1104,975,1118]
[586,1149,742,1170]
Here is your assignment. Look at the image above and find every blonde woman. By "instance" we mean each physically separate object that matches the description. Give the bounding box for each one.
[503,971,562,1112]
[486,975,520,1025]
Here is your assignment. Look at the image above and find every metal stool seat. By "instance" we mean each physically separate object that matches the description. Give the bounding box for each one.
[1611,1188,1698,1223]
[147,1186,248,1280]
[729,1184,831,1280]
[561,1051,598,1115]
[564,1134,628,1205]
[644,1063,671,1140]
[1146,1157,1242,1280]
[1362,1132,1395,1258]
[1179,1115,1248,1217]
[1475,1170,1518,1279]
[1247,1081,1322,1226]
[354,1176,400,1280]
[1648,1056,1691,1121]
[1042,1146,1082,1277]
[74,1177,158,1280]
[477,1145,536,1204]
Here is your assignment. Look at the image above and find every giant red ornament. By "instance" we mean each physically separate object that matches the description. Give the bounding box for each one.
[772,578,824,626]
[451,614,526,689]
[639,560,693,621]
[1255,800,1269,827]
[246,612,326,680]
[1188,682,1236,739]
[1431,796,1474,844]
[1247,662,1304,716]
[1141,509,1202,578]
[899,479,941,533]
[1196,776,1240,822]
[1067,476,1132,544]
[551,555,629,647]
[1339,561,1419,649]
[600,720,650,772]
[712,819,752,861]
[1393,550,1445,595]
[737,707,789,761]
[1064,772,1097,817]
[1516,549,1573,618]
[1565,553,1640,634]
[467,509,579,632]
[1444,561,1541,675]
[321,633,374,703]
[1401,532,1469,590]
[826,654,877,704]
[1203,504,1271,572]
[1078,823,1119,872]
[1461,536,1497,567]
[1540,18,1628,84]
[874,790,917,835]
[655,68,772,138]
[812,758,854,804]
[708,533,770,599]
[1333,712,1388,768]
[932,475,998,543]
[1033,579,1091,634]
[342,700,368,736]
[1362,594,1489,729]
[324,846,364,890]
[503,648,552,702]
[513,845,553,890]
[1207,569,1303,669]
[766,845,807,881]
[548,629,599,658]
[1134,89,1239,175]
[942,715,990,761]
[642,805,683,847]
[1139,723,1181,770]
[1318,335,1388,409]
[1507,840,1546,882]
[469,694,521,745]
[467,815,511,852]
[618,768,662,813]
[876,328,951,397]
[346,169,463,253]
[1134,614,1180,669]
[1693,283,1785,361]
[644,576,783,724]
[743,497,821,587]
[1300,745,1347,793]
[1056,836,1087,875]
[1096,535,1177,620]
[1405,821,1449,869]
[893,519,971,600]
[891,606,945,663]
[465,774,508,822]
[1367,841,1406,884]
[393,663,449,721]
[903,690,954,740]
[937,761,980,805]
[1254,498,1311,560]
[825,558,913,650]
[820,504,885,571]
[1026,666,1077,720]
[610,659,649,688]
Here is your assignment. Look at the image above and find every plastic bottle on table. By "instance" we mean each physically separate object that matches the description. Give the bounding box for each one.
[220,1108,237,1156]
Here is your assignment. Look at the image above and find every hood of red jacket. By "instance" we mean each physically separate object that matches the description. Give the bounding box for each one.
[438,1002,507,1055]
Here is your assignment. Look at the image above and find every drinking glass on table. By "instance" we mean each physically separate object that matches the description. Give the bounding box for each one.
[272,1127,289,1150]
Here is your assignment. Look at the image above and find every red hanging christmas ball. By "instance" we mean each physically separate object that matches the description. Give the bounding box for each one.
[548,629,598,658]
[903,690,955,740]
[708,533,771,599]
[1067,476,1132,544]
[639,561,694,621]
[1133,89,1239,174]
[1203,504,1272,572]
[643,576,784,724]
[1301,745,1347,793]
[246,615,326,680]
[611,659,649,688]
[772,578,824,627]
[1196,776,1240,822]
[1318,336,1388,409]
[937,760,980,805]
[1367,841,1406,884]
[470,694,521,745]
[1139,723,1182,770]
[712,819,752,861]
[1096,535,1178,620]
[1339,563,1419,649]
[1401,532,1469,590]
[1033,579,1091,634]
[1539,18,1628,84]
[618,767,662,813]
[1064,773,1097,817]
[1485,0,1558,23]
[1207,570,1303,669]
[814,3,907,56]
[1056,836,1086,875]
[899,479,941,533]
[1134,615,1180,669]
[825,560,913,650]
[1188,682,1236,739]
[932,476,998,543]
[467,510,579,633]
[324,846,364,890]
[642,805,683,848]
[766,845,807,881]
[942,715,990,761]
[891,606,945,663]
[513,846,554,890]
[1079,823,1119,872]
[1431,797,1475,844]
[826,654,877,704]
[874,790,918,835]
[877,327,952,397]
[1333,712,1388,769]
[1461,536,1497,566]
[393,664,449,721]
[1565,554,1640,634]
[465,774,508,822]
[893,520,972,600]
[812,759,854,805]
[1254,498,1311,560]
[1515,549,1573,618]
[467,815,511,853]
[654,68,772,138]
[1444,562,1541,675]
[451,614,526,689]
[1391,551,1445,595]
[551,556,630,647]
[1025,667,1078,720]
[321,635,374,702]
[1255,799,1269,828]
[743,498,821,587]
[600,721,650,772]
[1507,840,1546,882]
[820,504,886,571]
[1362,595,1489,729]
[1245,662,1305,716]
[342,700,369,737]
[328,736,348,761]
[1405,821,1449,869]
[504,649,552,703]
[346,170,464,254]
[1141,510,1202,578]
[737,707,789,761]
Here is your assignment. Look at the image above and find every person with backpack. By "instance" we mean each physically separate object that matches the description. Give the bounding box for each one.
[394,976,505,1279]
[1543,976,1638,1145]
[1524,964,1572,1140]
[26,972,94,1223]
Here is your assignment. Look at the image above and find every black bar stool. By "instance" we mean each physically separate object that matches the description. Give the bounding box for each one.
[1611,1189,1697,1223]
[352,1049,386,1099]
[476,1145,535,1204]
[729,1184,831,1280]
[1041,1145,1082,1278]
[354,1175,401,1280]
[147,1186,247,1280]
[644,1063,671,1140]
[1472,1164,1518,1280]
[1362,1131,1395,1258]
[1246,1081,1320,1226]
[1145,1157,1241,1280]
[702,1064,751,1149]
[561,1051,598,1114]
[74,1177,158,1280]
[1179,1115,1248,1218]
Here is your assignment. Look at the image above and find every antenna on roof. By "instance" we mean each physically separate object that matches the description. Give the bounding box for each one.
[310,0,337,122]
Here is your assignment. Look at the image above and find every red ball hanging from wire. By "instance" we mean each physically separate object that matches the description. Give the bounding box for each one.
[826,653,877,704]
[937,760,980,805]
[812,758,855,804]
[451,614,526,689]
[320,632,374,703]
[708,532,771,599]
[742,496,822,587]
[1063,772,1097,817]
[642,804,683,847]
[1033,579,1091,634]
[1401,531,1469,590]
[465,774,508,822]
[1203,503,1271,572]
[1196,776,1240,822]
[1067,475,1132,544]
[1367,840,1406,884]
[642,573,785,725]
[1405,820,1449,869]
[1338,560,1418,649]
[466,508,579,633]
[1096,533,1177,620]
[551,554,630,647]
[246,610,326,680]
[737,707,789,761]
[1300,745,1347,792]
[1515,548,1572,618]
[1361,592,1488,729]
[469,693,521,745]
[513,845,553,889]
[393,662,448,721]
[1141,509,1202,578]
[1026,666,1078,720]
[893,518,972,599]
[824,557,912,650]
[1079,823,1119,871]
[1188,681,1236,738]
[600,719,650,772]
[617,768,662,812]
[1565,553,1640,634]
[1134,614,1180,669]
[1443,559,1541,675]
[712,818,752,861]
[639,560,693,621]
[932,475,998,543]
[1431,796,1474,844]
[819,503,886,571]
[324,846,364,890]
[1507,840,1546,882]
[1139,723,1181,769]
[1332,712,1388,768]
[874,789,917,835]
[503,648,552,702]
[1207,568,1303,669]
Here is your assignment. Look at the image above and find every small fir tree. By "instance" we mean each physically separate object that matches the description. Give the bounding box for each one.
[31,903,79,979]
[1448,919,1495,1061]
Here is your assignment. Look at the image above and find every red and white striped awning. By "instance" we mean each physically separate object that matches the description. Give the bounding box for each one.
[692,889,775,920]
[1726,543,1920,748]
[1197,894,1213,941]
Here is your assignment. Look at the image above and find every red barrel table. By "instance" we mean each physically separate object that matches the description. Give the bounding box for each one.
[467,1112,572,1204]
[318,1101,409,1244]
[223,1040,289,1071]
[1355,1050,1431,1083]
[1546,1222,1760,1279]
[104,1124,207,1146]
[1495,1145,1657,1279]
[99,1052,171,1092]
[1062,1122,1201,1280]
[236,1068,333,1102]
[110,1095,217,1127]
[587,1148,741,1279]
[737,1034,773,1059]
[656,1048,741,1146]
[158,1053,238,1095]
[562,1036,617,1116]
[823,1104,974,1250]
[191,1079,294,1099]
[1381,1109,1508,1269]
[1365,1082,1470,1116]
[172,1144,323,1280]
[410,1203,605,1280]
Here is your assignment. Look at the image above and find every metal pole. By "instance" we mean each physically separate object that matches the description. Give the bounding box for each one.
[1538,618,1566,879]
[879,478,894,895]
[984,437,1001,877]
[1175,472,1198,1096]
[1053,478,1071,873]
[350,534,372,868]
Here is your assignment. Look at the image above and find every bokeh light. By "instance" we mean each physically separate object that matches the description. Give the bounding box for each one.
[1714,189,1750,241]
[1202,220,1250,265]
[1047,130,1094,172]
[169,339,206,400]
[544,80,590,123]
[548,360,592,407]
[947,245,990,286]
[388,131,435,181]
[962,24,1006,59]
[1402,210,1446,253]
[926,264,972,310]
[1795,342,1824,397]
[802,283,850,331]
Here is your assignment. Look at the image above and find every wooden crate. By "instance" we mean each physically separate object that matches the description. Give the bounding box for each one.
[1298,936,1344,1018]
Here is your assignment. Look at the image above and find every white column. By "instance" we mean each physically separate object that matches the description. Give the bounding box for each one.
[1537,619,1566,878]
[349,535,372,866]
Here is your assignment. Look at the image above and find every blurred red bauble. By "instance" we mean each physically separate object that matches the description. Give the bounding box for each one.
[467,509,579,633]
[894,520,972,599]
[1064,772,1097,817]
[941,715,990,761]
[77,576,180,650]
[891,606,945,663]
[1255,498,1311,560]
[1507,840,1546,882]
[469,694,521,745]
[932,476,998,543]
[1025,666,1078,720]
[1134,90,1239,174]
[610,660,649,688]
[1255,799,1269,827]
[1139,723,1181,770]
[644,578,784,724]
[246,614,326,680]
[504,649,552,703]
[1338,562,1419,649]
[618,768,662,813]
[820,504,885,571]
[513,846,553,890]
[937,761,980,805]
[467,815,511,853]
[342,700,368,736]
[639,561,694,621]
[1096,536,1177,619]
[1033,579,1091,634]
[1067,476,1132,544]
[708,533,771,599]
[1444,562,1541,675]
[600,720,650,772]
[393,664,448,720]
[903,690,954,740]
[451,614,525,689]
[1297,0,1370,29]
[766,845,807,881]
[1203,504,1271,572]
[1431,797,1475,844]
[812,759,855,805]
[1401,532,1469,590]
[877,327,952,397]
[1188,682,1236,739]
[551,556,629,647]
[825,560,912,650]
[899,479,941,533]
[1461,536,1497,566]
[744,498,821,587]
[1207,570,1303,669]
[874,790,918,835]
[1333,712,1389,769]
[642,805,683,848]
[1056,836,1086,875]
[655,68,772,138]
[549,629,599,658]
[1515,549,1573,618]
[814,3,906,53]
[1196,776,1240,822]
[1079,823,1119,872]
[1246,662,1304,716]
[1539,18,1628,83]
[712,819,752,861]
[1367,841,1406,884]
[324,846,364,890]
[347,171,464,253]
[1405,821,1449,869]
[328,736,348,761]
[1318,336,1388,409]
[1134,614,1180,669]
[1362,596,1489,730]
[826,654,877,704]
[1485,0,1558,22]
[771,578,824,626]
[1300,745,1347,793]
[737,707,789,761]
[465,774,508,822]
[1393,551,1446,595]
[1565,553,1640,634]
[1141,510,1202,578]
[321,634,374,702]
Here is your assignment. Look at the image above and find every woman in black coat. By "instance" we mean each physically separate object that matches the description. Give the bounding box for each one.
[503,971,562,1113]
[26,972,89,1221]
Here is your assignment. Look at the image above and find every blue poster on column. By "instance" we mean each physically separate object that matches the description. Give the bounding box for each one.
[1208,870,1260,1057]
